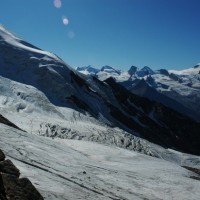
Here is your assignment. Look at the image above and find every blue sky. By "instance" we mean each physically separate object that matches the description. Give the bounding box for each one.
[0,0,200,70]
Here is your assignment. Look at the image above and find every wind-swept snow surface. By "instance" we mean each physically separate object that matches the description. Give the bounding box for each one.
[0,123,200,200]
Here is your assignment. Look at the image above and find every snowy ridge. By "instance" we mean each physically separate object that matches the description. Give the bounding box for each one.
[0,25,61,62]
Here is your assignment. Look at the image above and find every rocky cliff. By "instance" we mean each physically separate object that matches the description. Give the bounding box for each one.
[0,149,43,200]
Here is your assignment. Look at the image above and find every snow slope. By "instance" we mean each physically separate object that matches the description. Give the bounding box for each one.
[1,123,200,200]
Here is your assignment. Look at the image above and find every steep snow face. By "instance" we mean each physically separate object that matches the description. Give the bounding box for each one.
[0,26,111,119]
[1,123,200,200]
[0,25,77,107]
[0,25,119,120]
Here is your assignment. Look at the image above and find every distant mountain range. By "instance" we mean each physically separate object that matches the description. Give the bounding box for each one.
[77,64,200,121]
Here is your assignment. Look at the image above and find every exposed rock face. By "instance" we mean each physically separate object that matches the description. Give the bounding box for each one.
[128,66,137,76]
[0,160,20,177]
[0,115,23,131]
[0,149,43,200]
[0,150,5,161]
[182,166,200,181]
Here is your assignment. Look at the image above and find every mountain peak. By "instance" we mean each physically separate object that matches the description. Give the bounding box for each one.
[101,65,114,71]
[128,66,137,76]
[76,65,100,75]
[101,65,121,74]
[157,69,169,76]
[136,66,155,77]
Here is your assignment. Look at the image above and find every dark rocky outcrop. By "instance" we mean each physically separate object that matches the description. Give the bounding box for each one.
[0,115,23,131]
[182,166,200,181]
[157,69,169,76]
[128,66,137,76]
[169,73,180,81]
[183,166,200,176]
[0,150,43,200]
[0,160,20,177]
[0,150,5,162]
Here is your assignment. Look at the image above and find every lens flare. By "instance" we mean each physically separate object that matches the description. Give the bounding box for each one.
[54,0,62,8]
[62,16,69,25]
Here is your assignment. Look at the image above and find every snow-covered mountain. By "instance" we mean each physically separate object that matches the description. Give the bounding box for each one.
[77,65,121,80]
[0,24,200,156]
[77,64,200,121]
[1,25,200,199]
[76,65,100,75]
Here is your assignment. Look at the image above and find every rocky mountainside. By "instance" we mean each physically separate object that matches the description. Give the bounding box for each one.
[125,79,200,121]
[0,25,200,156]
[0,149,43,200]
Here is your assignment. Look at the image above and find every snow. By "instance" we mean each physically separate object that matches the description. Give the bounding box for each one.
[76,66,100,75]
[169,65,200,75]
[0,123,200,200]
